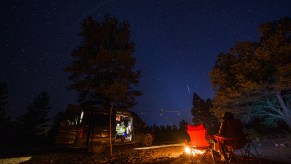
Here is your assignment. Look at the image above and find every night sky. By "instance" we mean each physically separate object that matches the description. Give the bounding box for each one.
[1,0,291,126]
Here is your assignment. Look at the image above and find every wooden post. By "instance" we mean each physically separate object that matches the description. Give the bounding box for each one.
[109,103,114,156]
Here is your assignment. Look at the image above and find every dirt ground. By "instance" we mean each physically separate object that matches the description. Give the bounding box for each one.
[253,137,291,163]
[0,138,291,164]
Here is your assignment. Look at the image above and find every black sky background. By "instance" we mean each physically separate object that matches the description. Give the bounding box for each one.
[1,0,291,126]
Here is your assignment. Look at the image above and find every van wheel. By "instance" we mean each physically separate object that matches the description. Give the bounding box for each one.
[143,134,153,147]
[90,144,105,154]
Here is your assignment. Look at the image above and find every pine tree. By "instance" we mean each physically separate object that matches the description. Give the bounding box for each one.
[16,92,51,145]
[191,93,219,135]
[65,15,142,109]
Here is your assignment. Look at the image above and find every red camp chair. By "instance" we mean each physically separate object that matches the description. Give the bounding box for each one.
[213,119,260,163]
[184,124,215,163]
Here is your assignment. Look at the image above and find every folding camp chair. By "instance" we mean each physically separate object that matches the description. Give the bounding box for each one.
[184,124,215,163]
[213,119,260,163]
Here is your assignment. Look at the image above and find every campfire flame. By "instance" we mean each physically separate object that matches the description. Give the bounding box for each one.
[184,146,205,156]
[191,149,204,155]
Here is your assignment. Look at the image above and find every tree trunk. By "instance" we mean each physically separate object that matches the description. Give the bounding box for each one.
[275,90,289,112]
[284,111,291,132]
[275,90,291,131]
[286,121,291,131]
[86,108,93,147]
[109,104,113,156]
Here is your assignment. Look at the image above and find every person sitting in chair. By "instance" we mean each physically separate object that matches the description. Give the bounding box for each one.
[214,112,247,161]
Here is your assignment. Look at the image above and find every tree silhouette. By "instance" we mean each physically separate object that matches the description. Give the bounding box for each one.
[65,15,142,154]
[65,15,141,109]
[16,92,51,146]
[150,122,189,143]
[209,17,291,130]
[191,93,219,135]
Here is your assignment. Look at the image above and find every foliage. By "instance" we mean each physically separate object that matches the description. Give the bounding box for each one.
[191,93,219,135]
[16,92,51,145]
[150,121,189,143]
[65,15,142,109]
[209,17,291,130]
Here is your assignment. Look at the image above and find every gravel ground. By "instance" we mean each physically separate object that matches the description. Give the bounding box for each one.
[254,138,291,163]
[1,138,291,164]
[19,145,185,164]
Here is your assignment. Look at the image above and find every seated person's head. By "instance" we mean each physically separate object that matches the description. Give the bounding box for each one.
[222,112,233,120]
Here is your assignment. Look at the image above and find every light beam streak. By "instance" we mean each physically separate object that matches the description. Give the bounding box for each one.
[187,84,190,94]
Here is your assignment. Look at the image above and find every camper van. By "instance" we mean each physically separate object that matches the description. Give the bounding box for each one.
[55,104,153,153]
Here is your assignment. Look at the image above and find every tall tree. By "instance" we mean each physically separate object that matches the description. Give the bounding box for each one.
[65,15,141,109]
[209,17,291,129]
[65,15,141,154]
[191,93,219,135]
[16,92,51,145]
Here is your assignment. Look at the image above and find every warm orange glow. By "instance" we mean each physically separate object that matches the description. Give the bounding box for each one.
[185,146,191,154]
[192,149,204,156]
[184,146,205,156]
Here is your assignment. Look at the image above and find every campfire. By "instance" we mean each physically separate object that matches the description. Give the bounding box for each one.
[184,146,205,156]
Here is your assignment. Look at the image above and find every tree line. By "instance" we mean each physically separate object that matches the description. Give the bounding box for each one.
[150,120,189,143]
[0,84,63,149]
